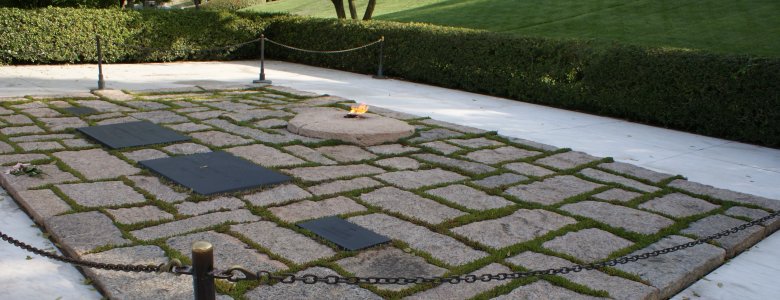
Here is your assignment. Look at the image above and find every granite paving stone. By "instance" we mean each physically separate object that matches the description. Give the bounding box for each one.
[0,114,33,124]
[472,173,529,188]
[191,130,252,147]
[15,189,71,222]
[106,205,173,224]
[0,141,13,154]
[0,164,78,190]
[507,252,657,300]
[307,177,383,196]
[348,213,488,266]
[60,138,94,148]
[668,179,780,211]
[543,228,634,262]
[170,101,199,108]
[54,149,140,180]
[366,144,420,155]
[409,128,464,143]
[127,175,188,203]
[451,209,577,249]
[1,125,45,135]
[724,206,780,232]
[231,221,335,265]
[227,144,305,167]
[76,100,134,112]
[167,231,287,271]
[493,281,606,300]
[10,102,46,109]
[225,109,292,122]
[96,116,140,125]
[561,201,674,235]
[253,118,288,128]
[93,89,135,101]
[412,153,496,174]
[85,112,123,120]
[268,128,325,144]
[175,196,245,216]
[124,101,169,110]
[244,267,381,300]
[592,188,642,203]
[269,196,367,222]
[502,162,555,177]
[599,161,674,183]
[404,263,511,300]
[18,141,64,151]
[187,110,225,120]
[39,117,88,131]
[315,145,378,162]
[418,118,487,134]
[81,246,194,299]
[505,175,603,205]
[243,184,312,206]
[9,133,75,142]
[615,235,725,299]
[375,168,466,189]
[162,142,211,155]
[536,151,602,170]
[48,101,71,108]
[205,101,256,112]
[204,119,297,144]
[131,209,260,240]
[23,107,61,118]
[45,211,129,255]
[285,164,385,182]
[681,214,766,257]
[464,146,541,164]
[123,149,169,162]
[374,157,420,170]
[129,111,188,124]
[360,186,465,224]
[580,168,660,193]
[639,193,720,218]
[420,141,461,155]
[0,107,13,114]
[0,153,48,165]
[447,137,504,148]
[425,184,513,210]
[336,247,447,291]
[57,181,146,207]
[165,122,212,132]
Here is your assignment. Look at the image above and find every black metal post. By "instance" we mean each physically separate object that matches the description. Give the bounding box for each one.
[96,35,105,90]
[253,34,272,84]
[373,36,386,79]
[192,241,216,300]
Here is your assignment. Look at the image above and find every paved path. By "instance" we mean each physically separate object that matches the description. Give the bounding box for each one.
[0,61,778,299]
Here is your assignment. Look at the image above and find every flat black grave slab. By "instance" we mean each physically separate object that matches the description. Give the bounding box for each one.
[298,216,390,251]
[63,106,99,116]
[139,151,291,195]
[77,121,190,149]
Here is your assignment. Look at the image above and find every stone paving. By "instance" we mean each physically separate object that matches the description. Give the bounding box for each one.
[0,85,778,299]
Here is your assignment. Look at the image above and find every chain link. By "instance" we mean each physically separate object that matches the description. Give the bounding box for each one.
[211,209,780,284]
[2,209,777,284]
[0,230,189,275]
[105,37,263,54]
[264,37,383,54]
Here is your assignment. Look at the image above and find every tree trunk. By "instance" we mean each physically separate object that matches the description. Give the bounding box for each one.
[331,0,347,19]
[347,0,358,20]
[119,0,125,8]
[363,0,377,20]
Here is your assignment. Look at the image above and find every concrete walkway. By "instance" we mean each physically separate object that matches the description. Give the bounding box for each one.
[0,60,778,299]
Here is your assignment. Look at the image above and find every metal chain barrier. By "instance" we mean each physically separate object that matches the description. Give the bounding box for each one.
[209,209,780,284]
[0,230,189,275]
[104,37,264,54]
[263,37,383,54]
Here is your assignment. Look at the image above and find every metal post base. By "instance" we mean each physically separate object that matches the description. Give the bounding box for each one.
[252,80,272,84]
[372,75,387,79]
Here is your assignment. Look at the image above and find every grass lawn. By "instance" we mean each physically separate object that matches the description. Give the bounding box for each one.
[242,0,780,57]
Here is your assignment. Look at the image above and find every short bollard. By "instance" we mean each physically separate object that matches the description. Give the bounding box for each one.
[373,36,386,79]
[192,241,216,300]
[96,35,105,90]
[253,34,272,85]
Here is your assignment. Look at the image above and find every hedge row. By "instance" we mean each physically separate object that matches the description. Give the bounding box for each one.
[264,17,780,147]
[0,8,269,64]
[1,8,778,147]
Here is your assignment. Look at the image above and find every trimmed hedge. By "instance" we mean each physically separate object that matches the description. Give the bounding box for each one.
[263,17,780,147]
[0,7,269,64]
[1,9,778,147]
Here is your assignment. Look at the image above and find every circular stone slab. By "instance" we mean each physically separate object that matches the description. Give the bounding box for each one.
[288,108,414,146]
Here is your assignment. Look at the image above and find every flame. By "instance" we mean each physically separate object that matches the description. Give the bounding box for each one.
[349,103,369,115]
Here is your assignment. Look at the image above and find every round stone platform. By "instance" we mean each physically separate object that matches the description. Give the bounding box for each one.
[287,108,414,146]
